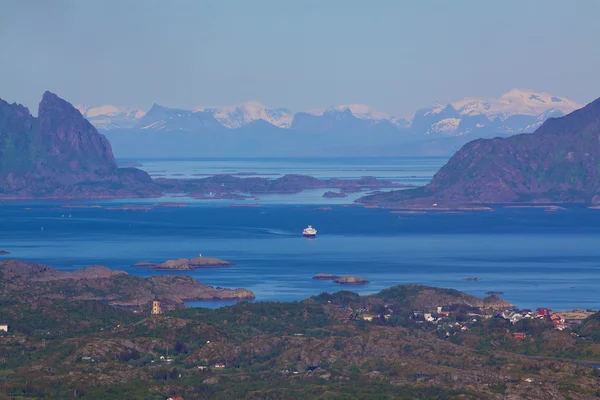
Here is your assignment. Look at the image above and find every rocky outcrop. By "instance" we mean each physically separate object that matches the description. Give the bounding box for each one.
[131,261,156,267]
[0,92,161,199]
[483,295,516,311]
[0,259,253,309]
[372,284,506,312]
[136,256,234,270]
[312,273,340,280]
[333,275,370,285]
[148,275,254,302]
[322,191,348,198]
[37,91,117,182]
[358,96,600,205]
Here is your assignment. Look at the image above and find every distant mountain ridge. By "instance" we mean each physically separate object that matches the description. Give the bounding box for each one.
[78,89,584,157]
[195,101,294,128]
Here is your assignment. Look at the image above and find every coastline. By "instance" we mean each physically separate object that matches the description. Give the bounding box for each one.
[3,154,600,311]
[3,201,600,310]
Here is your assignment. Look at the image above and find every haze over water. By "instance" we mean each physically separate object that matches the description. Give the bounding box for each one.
[1,157,599,311]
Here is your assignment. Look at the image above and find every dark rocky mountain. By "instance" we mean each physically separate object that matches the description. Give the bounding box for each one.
[410,104,459,134]
[0,92,161,199]
[358,96,600,206]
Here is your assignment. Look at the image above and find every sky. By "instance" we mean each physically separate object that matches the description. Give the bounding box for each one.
[1,0,599,116]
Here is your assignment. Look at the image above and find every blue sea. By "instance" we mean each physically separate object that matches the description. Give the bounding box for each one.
[1,157,599,311]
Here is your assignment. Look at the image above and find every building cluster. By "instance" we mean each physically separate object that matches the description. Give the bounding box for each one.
[330,301,579,336]
[406,305,577,340]
[499,308,568,331]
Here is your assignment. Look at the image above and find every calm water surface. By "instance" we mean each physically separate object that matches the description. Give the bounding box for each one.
[1,157,598,310]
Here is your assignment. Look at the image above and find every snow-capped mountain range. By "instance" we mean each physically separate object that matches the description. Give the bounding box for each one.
[78,89,582,135]
[451,89,581,119]
[80,89,584,157]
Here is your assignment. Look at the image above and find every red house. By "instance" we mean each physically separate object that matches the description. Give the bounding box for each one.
[512,333,526,339]
[536,308,552,317]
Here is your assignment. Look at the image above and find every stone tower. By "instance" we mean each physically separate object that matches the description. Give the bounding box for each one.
[151,294,162,315]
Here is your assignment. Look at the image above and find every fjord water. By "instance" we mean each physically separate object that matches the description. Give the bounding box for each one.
[1,157,599,311]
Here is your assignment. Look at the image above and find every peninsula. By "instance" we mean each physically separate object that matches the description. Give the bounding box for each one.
[0,259,254,309]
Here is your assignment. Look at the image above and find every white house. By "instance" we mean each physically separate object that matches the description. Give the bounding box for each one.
[0,325,8,333]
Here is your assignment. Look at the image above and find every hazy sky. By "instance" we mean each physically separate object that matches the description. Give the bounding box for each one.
[1,0,599,116]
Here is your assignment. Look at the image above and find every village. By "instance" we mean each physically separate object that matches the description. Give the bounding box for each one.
[328,300,597,341]
[149,302,598,400]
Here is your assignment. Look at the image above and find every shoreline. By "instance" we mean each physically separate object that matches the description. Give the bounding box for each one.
[3,202,600,311]
[3,256,597,311]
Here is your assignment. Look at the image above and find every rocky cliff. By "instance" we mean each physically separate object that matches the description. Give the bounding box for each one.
[358,96,600,205]
[0,92,161,199]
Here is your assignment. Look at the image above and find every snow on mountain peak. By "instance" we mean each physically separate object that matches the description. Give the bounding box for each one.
[427,118,460,134]
[75,104,147,129]
[195,101,293,128]
[422,103,447,116]
[451,89,582,119]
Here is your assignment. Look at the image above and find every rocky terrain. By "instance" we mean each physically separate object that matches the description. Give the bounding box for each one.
[133,256,234,270]
[333,275,370,285]
[0,92,161,199]
[359,95,600,206]
[156,174,408,197]
[372,284,515,312]
[0,273,598,399]
[0,259,254,309]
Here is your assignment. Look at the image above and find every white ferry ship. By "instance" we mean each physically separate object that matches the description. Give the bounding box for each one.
[302,225,317,238]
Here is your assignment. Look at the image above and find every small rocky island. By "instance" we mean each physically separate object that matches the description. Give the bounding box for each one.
[132,256,234,270]
[333,275,370,285]
[322,191,348,198]
[313,273,370,284]
[312,273,341,280]
[0,250,10,255]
